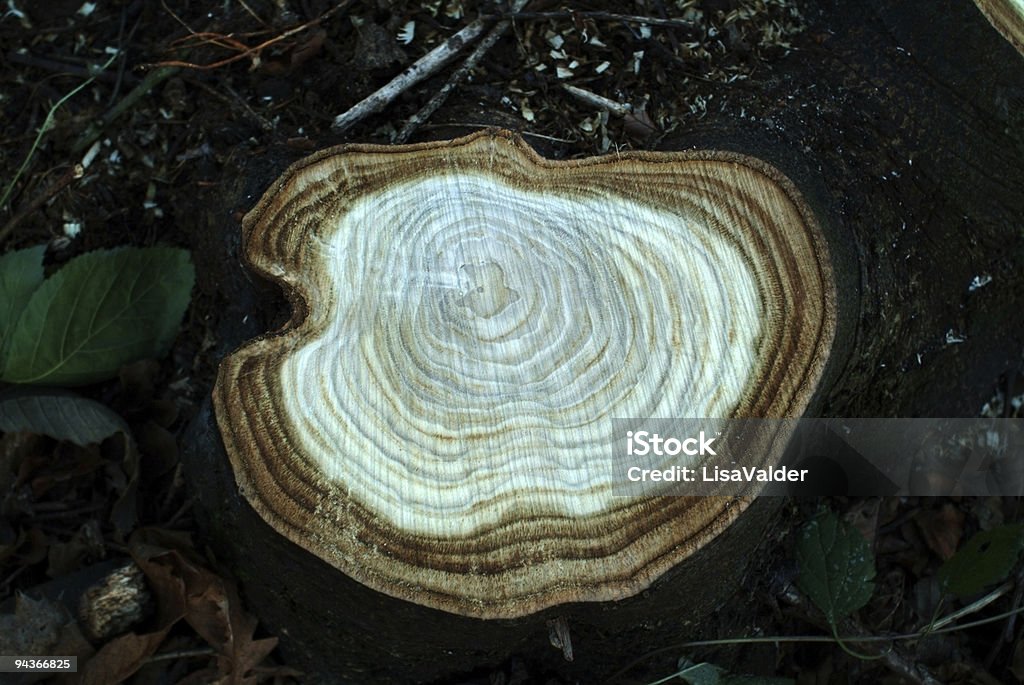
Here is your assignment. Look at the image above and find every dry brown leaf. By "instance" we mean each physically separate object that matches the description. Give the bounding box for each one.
[137,419,180,479]
[0,593,66,655]
[80,625,177,685]
[106,434,140,537]
[88,537,283,684]
[47,519,103,577]
[844,498,881,547]
[217,585,279,684]
[180,567,278,683]
[915,503,965,561]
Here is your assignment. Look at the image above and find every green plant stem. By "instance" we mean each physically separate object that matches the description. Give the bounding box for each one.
[644,668,686,685]
[0,53,119,219]
[929,580,1013,631]
[830,623,886,661]
[70,65,178,156]
[604,604,1024,683]
[644,662,717,685]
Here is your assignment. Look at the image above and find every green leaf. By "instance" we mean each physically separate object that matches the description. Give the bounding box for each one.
[0,245,46,362]
[796,511,876,626]
[721,677,795,685]
[0,391,128,446]
[939,524,1024,598]
[0,247,194,386]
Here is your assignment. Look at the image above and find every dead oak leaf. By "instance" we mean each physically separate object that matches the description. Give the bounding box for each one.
[182,576,279,684]
[916,503,965,561]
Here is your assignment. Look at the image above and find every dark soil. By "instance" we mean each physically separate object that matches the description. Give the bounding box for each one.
[1,0,1023,683]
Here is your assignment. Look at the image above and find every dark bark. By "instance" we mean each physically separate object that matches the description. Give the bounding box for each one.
[180,0,1024,681]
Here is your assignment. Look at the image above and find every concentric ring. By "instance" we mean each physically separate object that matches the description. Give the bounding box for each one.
[214,130,835,617]
[280,173,763,534]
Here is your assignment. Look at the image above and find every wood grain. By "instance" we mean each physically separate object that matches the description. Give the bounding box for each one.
[212,130,835,618]
[973,0,1024,55]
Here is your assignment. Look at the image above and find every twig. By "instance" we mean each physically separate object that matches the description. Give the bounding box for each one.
[929,580,1013,631]
[1007,567,1024,638]
[0,164,84,243]
[108,5,143,105]
[5,50,136,85]
[561,84,632,117]
[144,647,216,663]
[331,15,492,133]
[607,603,1024,684]
[987,570,1024,666]
[191,80,275,133]
[505,10,697,30]
[70,66,179,156]
[777,583,942,685]
[28,501,106,521]
[150,1,352,71]
[395,0,530,143]
[420,122,576,143]
[0,52,118,239]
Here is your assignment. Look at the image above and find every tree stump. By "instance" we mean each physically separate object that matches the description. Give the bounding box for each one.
[181,0,1024,681]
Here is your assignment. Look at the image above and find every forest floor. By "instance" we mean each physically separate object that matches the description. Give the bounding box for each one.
[1,0,1023,683]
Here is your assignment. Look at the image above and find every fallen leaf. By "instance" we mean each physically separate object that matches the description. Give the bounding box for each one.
[0,391,129,447]
[0,593,66,655]
[47,519,104,577]
[796,510,876,626]
[843,498,881,548]
[939,523,1024,598]
[915,503,964,561]
[180,566,279,683]
[107,437,140,537]
[82,537,283,684]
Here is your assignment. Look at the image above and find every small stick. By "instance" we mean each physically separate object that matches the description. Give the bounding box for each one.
[0,164,83,244]
[929,580,1013,631]
[505,10,697,30]
[71,66,179,156]
[191,80,275,132]
[561,84,632,117]
[778,583,942,685]
[420,122,576,143]
[151,0,352,71]
[395,0,530,143]
[144,647,216,663]
[331,15,492,133]
[6,51,136,85]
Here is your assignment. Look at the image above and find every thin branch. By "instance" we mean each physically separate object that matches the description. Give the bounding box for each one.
[191,80,276,132]
[419,123,576,144]
[561,84,632,117]
[331,15,492,133]
[0,52,119,236]
[777,583,942,685]
[71,66,179,156]
[144,647,216,663]
[149,0,352,71]
[604,580,1024,684]
[929,580,1013,631]
[395,0,530,143]
[505,10,698,30]
[5,50,136,85]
